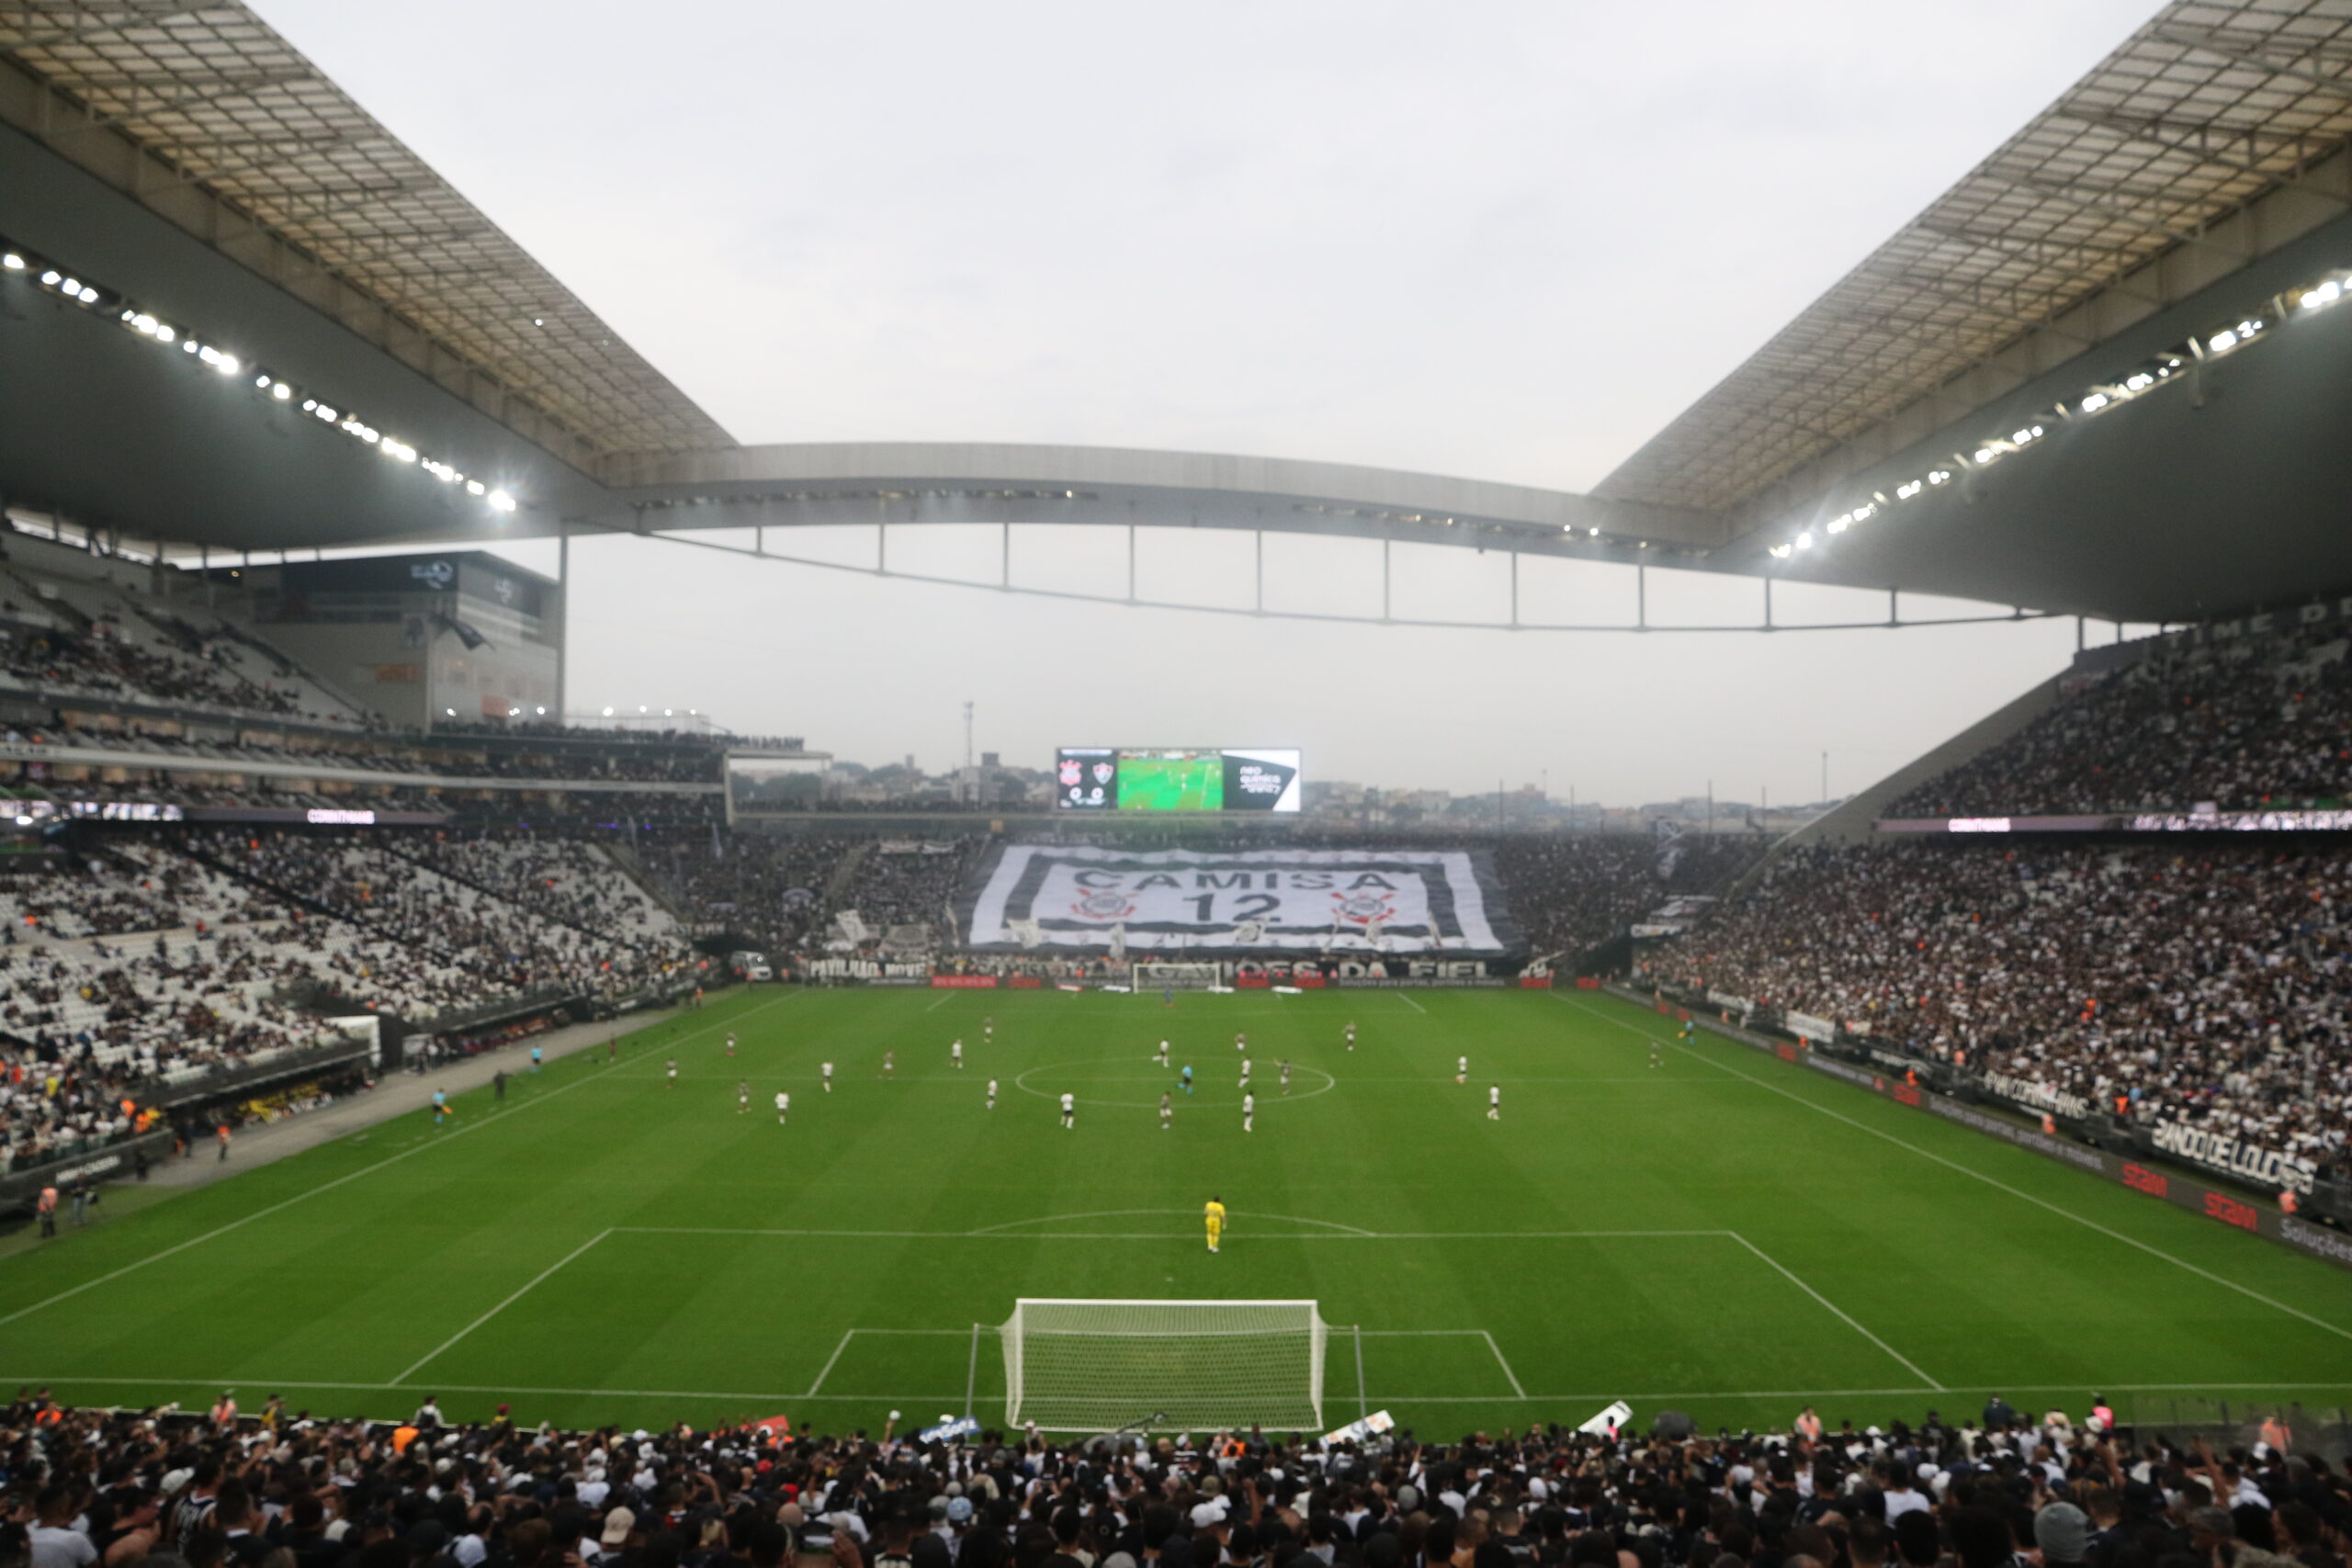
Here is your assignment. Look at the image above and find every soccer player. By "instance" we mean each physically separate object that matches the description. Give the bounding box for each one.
[607,1037,617,1064]
[1162,985,1174,1008]
[1204,1195,1226,1253]
[1456,1055,1468,1085]
[1343,1021,1357,1051]
[738,1080,750,1114]
[1488,1084,1501,1121]
[1279,1060,1293,1095]
[775,1089,789,1124]
[1181,1064,1194,1095]
[1241,1091,1255,1134]
[1159,1091,1173,1130]
[1650,1037,1664,1070]
[1238,1057,1251,1089]
[1059,1091,1075,1130]
[726,1032,738,1059]
[986,1077,998,1111]
[882,1051,896,1078]
[1678,1019,1696,1044]
[951,1038,965,1070]
[667,1058,678,1088]
[982,1016,994,1042]
[1234,1031,1246,1053]
[1156,1039,1170,1067]
[530,1045,543,1073]
[430,1089,448,1128]
[822,1060,834,1092]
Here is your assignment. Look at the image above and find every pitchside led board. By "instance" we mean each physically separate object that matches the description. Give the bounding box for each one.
[1056,748,1302,813]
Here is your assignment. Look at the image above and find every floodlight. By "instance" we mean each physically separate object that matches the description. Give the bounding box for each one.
[2208,329,2237,352]
[2,254,23,269]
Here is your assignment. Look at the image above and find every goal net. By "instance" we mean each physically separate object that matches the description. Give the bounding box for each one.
[1001,1298,1329,1432]
[1132,962,1222,990]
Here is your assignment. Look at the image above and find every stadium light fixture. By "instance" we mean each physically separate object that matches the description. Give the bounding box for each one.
[602,706,614,716]
[1760,259,2347,563]
[2,229,523,521]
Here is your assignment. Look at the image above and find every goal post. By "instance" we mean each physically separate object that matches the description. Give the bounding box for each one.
[1001,1298,1329,1432]
[1132,962,1222,990]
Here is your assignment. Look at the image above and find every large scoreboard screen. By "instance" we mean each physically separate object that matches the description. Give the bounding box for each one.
[1055,748,1301,812]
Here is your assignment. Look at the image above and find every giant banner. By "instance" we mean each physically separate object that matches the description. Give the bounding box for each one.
[962,845,1521,955]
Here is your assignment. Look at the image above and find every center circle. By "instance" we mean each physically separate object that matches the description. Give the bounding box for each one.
[1012,1059,1337,1110]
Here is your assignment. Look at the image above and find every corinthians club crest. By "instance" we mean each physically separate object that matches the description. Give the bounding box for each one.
[1331,889,1396,926]
[1071,890,1136,920]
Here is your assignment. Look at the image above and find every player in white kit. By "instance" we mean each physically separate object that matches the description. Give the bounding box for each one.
[1456,1055,1468,1085]
[726,1032,737,1059]
[1280,1060,1293,1095]
[1242,1090,1255,1133]
[1488,1084,1501,1121]
[951,1038,964,1069]
[1238,1058,1251,1089]
[775,1089,789,1124]
[821,1061,833,1092]
[667,1058,677,1087]
[1159,1091,1173,1129]
[1344,1021,1356,1050]
[1156,1039,1170,1066]
[737,1080,749,1114]
[987,1077,998,1110]
[1059,1091,1075,1129]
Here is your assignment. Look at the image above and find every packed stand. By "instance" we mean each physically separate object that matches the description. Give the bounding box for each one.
[1646,841,2352,1175]
[1492,834,1763,959]
[1890,632,2352,817]
[0,1390,2345,1568]
[188,830,696,1006]
[639,833,847,950]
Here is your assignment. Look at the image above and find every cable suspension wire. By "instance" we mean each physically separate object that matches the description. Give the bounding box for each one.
[581,513,2061,636]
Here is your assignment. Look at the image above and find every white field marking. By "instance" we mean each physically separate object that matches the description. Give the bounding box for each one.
[24,1371,2349,1408]
[1727,1231,1939,1388]
[803,1325,972,1396]
[0,992,802,1330]
[611,1224,1728,1241]
[925,994,955,1011]
[804,1330,854,1397]
[1351,1329,1524,1397]
[393,1229,613,1384]
[1560,994,2352,1346]
[1396,993,1430,1014]
[966,1208,1375,1236]
[1480,1330,1528,1399]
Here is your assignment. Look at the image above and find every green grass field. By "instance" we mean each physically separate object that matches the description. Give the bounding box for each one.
[1116,755,1221,811]
[4,987,2349,1439]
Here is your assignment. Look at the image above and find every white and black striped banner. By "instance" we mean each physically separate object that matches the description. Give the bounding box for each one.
[961,845,1521,955]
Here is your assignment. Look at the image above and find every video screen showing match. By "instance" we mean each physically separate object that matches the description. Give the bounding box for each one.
[1054,748,1301,812]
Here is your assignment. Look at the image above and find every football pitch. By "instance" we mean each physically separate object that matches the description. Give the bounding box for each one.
[4,987,2349,1438]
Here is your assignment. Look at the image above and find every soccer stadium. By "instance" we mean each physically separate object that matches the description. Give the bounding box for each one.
[3,2,2352,1566]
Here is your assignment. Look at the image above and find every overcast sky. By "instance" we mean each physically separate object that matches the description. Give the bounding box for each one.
[257,0,2157,805]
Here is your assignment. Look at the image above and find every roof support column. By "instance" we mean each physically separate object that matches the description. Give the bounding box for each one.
[554,518,569,725]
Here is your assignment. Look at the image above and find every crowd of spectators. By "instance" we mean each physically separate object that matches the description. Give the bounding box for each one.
[0,829,707,1173]
[644,835,848,951]
[1890,632,2352,817]
[1492,836,1762,959]
[0,1391,2344,1568]
[185,831,695,1006]
[1645,842,2352,1176]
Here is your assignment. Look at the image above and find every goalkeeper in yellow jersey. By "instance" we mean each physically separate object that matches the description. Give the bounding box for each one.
[1204,1195,1227,1253]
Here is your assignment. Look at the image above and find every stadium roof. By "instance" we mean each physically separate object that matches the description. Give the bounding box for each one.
[1597,0,2352,527]
[0,0,733,473]
[4,0,2352,626]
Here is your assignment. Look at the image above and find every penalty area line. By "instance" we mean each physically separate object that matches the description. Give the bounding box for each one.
[1559,994,2352,1347]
